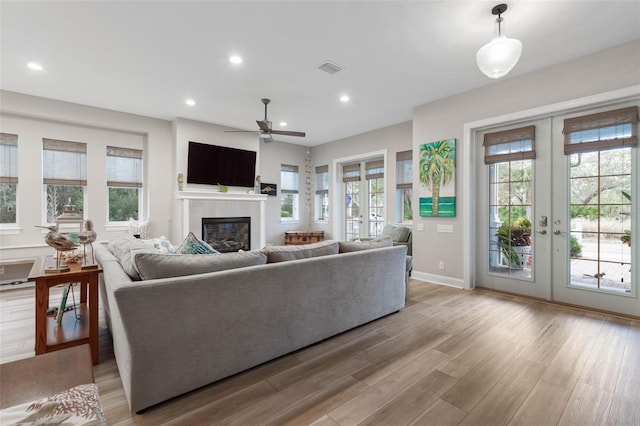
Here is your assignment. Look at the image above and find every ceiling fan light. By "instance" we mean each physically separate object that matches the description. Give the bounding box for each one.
[259,133,271,139]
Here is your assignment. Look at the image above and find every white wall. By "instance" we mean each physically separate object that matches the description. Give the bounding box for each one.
[311,121,413,240]
[0,93,312,258]
[258,140,309,245]
[0,91,173,260]
[411,40,640,284]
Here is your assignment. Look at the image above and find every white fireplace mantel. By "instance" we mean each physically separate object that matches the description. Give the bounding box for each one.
[176,190,268,202]
[175,190,268,249]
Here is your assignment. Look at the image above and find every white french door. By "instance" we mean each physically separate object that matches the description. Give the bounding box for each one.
[475,118,553,300]
[550,103,638,316]
[475,102,639,317]
[341,158,385,241]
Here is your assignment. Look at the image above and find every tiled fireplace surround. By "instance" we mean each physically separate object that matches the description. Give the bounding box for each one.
[175,191,267,250]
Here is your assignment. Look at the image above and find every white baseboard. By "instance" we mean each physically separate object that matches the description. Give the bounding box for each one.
[411,271,465,289]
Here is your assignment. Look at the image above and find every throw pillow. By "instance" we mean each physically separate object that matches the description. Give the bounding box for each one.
[174,232,218,254]
[133,250,268,280]
[264,240,339,263]
[338,235,393,253]
[108,235,174,280]
[128,217,150,239]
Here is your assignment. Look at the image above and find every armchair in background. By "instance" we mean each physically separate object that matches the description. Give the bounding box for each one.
[358,223,412,256]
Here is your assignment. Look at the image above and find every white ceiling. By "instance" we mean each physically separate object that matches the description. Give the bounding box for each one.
[1,1,639,146]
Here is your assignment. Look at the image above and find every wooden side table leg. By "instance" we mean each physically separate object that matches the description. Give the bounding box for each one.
[88,274,99,364]
[80,280,87,304]
[34,279,49,355]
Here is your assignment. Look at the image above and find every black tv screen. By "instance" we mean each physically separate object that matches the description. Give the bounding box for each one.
[187,142,257,188]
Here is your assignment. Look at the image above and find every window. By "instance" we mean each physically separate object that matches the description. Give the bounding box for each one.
[315,165,329,221]
[343,163,361,241]
[107,146,143,222]
[42,139,86,223]
[563,106,637,293]
[396,150,412,222]
[0,133,18,224]
[485,125,536,279]
[366,160,384,237]
[281,164,299,221]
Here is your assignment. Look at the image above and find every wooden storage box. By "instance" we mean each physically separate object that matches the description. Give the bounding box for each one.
[284,231,325,245]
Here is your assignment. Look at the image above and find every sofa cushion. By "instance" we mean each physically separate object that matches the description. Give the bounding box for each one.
[264,240,339,263]
[338,235,393,253]
[174,232,218,254]
[108,235,174,280]
[133,250,268,280]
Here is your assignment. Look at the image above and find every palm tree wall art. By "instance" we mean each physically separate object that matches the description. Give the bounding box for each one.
[419,139,456,217]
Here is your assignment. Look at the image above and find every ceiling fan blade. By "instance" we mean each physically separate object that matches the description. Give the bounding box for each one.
[256,120,270,132]
[270,130,306,137]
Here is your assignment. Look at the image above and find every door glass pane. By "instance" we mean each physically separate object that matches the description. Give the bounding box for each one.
[569,148,632,294]
[488,159,534,279]
[368,177,384,237]
[345,181,360,241]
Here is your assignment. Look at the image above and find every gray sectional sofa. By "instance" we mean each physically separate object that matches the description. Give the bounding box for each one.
[95,237,408,412]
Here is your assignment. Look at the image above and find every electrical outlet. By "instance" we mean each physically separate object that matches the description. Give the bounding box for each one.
[438,261,445,270]
[0,266,4,275]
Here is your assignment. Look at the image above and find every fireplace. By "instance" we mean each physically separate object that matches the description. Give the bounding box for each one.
[202,217,250,253]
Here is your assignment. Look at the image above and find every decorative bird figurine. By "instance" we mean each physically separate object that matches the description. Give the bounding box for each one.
[78,219,97,266]
[36,225,79,271]
[37,225,78,251]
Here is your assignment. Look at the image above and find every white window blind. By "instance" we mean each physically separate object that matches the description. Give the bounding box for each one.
[342,163,360,182]
[315,165,328,195]
[43,139,87,185]
[483,125,536,164]
[107,146,143,187]
[563,106,638,155]
[396,150,412,189]
[0,133,18,184]
[366,160,384,180]
[281,164,299,194]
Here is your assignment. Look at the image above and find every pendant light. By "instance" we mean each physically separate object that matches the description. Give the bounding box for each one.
[476,3,522,79]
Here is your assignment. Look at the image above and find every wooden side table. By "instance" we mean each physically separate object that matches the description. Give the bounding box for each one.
[28,256,101,365]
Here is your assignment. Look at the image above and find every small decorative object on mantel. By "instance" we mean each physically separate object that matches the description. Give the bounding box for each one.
[255,175,261,194]
[260,183,277,196]
[217,183,228,193]
[35,224,78,273]
[79,219,98,269]
[177,173,185,191]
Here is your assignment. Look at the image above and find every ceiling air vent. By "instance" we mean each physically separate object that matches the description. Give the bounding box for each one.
[317,60,344,75]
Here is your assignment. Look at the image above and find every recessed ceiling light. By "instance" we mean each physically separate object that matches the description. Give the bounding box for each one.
[229,55,242,64]
[27,62,44,71]
[279,122,287,127]
[340,95,350,103]
[185,99,196,106]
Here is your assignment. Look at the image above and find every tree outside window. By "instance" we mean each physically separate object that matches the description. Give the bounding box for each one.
[0,133,18,224]
[315,165,328,221]
[107,146,143,222]
[43,139,86,223]
[396,150,413,222]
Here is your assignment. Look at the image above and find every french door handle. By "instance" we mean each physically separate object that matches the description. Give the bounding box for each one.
[536,229,547,235]
[553,229,566,235]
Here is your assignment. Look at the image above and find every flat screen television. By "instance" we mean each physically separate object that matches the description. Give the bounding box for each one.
[187,142,257,188]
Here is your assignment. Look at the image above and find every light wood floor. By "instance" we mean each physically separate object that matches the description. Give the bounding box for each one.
[1,280,639,425]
